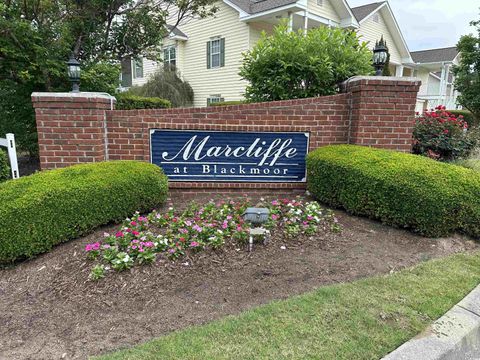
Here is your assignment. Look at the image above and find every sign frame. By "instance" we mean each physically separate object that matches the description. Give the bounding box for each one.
[149,129,310,183]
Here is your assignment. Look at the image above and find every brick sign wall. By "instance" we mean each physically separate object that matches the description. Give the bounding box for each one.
[32,76,420,192]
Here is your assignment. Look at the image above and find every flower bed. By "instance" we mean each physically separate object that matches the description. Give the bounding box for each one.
[85,198,341,279]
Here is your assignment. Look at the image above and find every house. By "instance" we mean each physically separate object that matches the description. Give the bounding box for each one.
[410,47,460,112]
[121,0,415,107]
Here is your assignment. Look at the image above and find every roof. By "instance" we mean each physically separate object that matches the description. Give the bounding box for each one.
[351,2,385,22]
[167,25,188,39]
[229,0,296,14]
[410,47,458,64]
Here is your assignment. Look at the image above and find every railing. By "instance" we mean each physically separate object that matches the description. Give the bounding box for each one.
[417,95,459,111]
[0,133,20,179]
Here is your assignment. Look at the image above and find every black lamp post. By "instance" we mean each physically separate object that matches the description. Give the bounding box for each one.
[373,36,388,76]
[67,55,81,92]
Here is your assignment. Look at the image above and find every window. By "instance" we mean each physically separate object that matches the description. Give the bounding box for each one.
[163,45,176,69]
[207,37,225,69]
[132,57,143,79]
[372,13,380,23]
[316,0,323,6]
[207,94,224,106]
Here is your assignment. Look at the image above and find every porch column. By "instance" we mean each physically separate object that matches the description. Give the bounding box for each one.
[304,10,309,35]
[395,65,404,77]
[288,12,293,32]
[439,63,450,104]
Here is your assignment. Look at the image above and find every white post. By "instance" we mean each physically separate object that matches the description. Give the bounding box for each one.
[288,12,293,32]
[395,65,404,77]
[304,10,309,35]
[6,133,19,179]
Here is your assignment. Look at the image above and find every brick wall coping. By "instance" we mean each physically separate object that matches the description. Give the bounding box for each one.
[344,76,421,86]
[31,91,116,104]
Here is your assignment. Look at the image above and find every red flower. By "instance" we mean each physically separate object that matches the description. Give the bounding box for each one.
[443,129,449,134]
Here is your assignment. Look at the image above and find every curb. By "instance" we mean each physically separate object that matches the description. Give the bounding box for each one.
[382,285,480,360]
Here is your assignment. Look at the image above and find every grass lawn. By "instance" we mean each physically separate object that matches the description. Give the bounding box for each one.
[95,251,480,360]
[455,158,480,172]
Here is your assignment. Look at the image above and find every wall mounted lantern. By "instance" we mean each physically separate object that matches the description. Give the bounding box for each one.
[67,55,81,92]
[373,36,388,76]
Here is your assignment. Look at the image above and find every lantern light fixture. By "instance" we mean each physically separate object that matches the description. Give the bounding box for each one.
[67,55,81,92]
[373,36,388,76]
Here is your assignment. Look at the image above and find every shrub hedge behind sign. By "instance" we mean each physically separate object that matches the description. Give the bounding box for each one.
[0,161,168,263]
[307,145,480,238]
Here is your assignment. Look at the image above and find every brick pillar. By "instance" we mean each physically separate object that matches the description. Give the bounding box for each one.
[32,92,115,170]
[342,76,421,152]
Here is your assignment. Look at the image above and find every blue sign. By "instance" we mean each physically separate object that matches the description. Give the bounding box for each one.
[150,130,309,182]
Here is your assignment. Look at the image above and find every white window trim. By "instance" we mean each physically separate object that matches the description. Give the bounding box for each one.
[163,45,176,66]
[207,94,224,105]
[209,38,222,69]
[132,58,143,79]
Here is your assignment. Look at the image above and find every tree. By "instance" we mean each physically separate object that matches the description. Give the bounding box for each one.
[240,25,373,102]
[127,68,194,107]
[0,0,217,155]
[453,17,480,120]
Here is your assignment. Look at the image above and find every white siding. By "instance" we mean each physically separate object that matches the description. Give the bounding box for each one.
[307,0,340,23]
[249,22,274,49]
[179,1,250,107]
[356,11,402,65]
[131,58,160,86]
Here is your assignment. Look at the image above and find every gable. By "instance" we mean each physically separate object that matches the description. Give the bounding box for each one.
[355,2,412,64]
[307,0,341,23]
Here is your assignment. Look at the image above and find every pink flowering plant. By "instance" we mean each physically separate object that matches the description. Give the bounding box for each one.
[413,105,477,160]
[85,197,341,279]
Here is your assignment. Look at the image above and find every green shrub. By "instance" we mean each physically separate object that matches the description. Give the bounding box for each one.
[307,145,480,238]
[454,158,480,172]
[209,100,246,107]
[0,161,168,263]
[446,110,480,128]
[127,68,194,107]
[0,149,10,182]
[413,106,477,160]
[115,93,171,110]
[240,23,373,102]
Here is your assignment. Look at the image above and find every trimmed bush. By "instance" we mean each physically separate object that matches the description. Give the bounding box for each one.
[0,161,168,263]
[0,149,10,182]
[446,110,479,128]
[307,145,480,238]
[115,93,171,110]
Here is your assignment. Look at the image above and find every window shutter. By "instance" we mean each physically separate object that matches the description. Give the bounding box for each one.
[220,38,225,67]
[206,41,211,69]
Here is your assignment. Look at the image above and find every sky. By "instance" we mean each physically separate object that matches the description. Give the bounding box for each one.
[347,0,479,51]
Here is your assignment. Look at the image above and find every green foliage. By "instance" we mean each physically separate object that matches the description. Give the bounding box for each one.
[1,0,217,154]
[240,24,373,102]
[0,80,38,156]
[81,62,121,95]
[127,68,194,107]
[209,100,247,107]
[413,106,477,160]
[454,158,480,172]
[115,93,171,110]
[0,150,10,182]
[453,18,480,120]
[0,161,168,263]
[447,110,480,128]
[306,145,480,238]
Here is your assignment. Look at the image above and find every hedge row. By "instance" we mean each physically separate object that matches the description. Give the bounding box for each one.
[447,110,479,128]
[0,149,9,182]
[306,145,480,238]
[0,161,168,263]
[115,93,171,110]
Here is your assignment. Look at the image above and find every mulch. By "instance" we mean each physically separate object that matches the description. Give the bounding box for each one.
[0,196,478,360]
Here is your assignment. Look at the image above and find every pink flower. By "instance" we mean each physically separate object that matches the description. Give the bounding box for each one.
[226,215,233,220]
[168,249,176,254]
[193,224,203,232]
[271,200,279,206]
[132,230,140,236]
[191,241,199,247]
[307,216,313,221]
[222,221,228,229]
[443,129,449,134]
[138,216,147,222]
[138,248,145,253]
[115,231,124,238]
[130,221,137,226]
[271,214,279,220]
[236,225,242,231]
[102,244,111,249]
